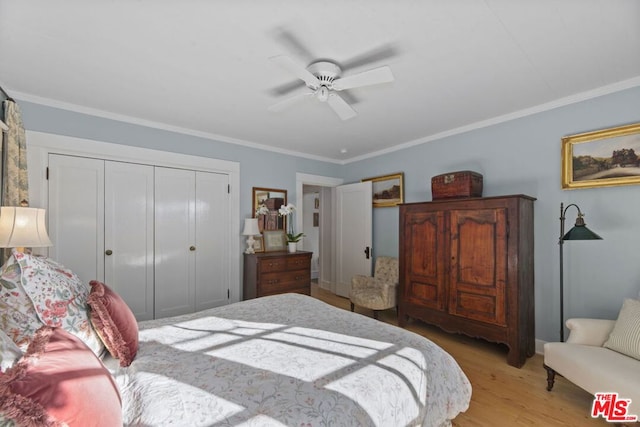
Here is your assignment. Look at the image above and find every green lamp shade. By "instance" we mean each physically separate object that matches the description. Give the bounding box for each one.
[562,225,602,241]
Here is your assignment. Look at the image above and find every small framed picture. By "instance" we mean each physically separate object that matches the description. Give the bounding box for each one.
[253,235,264,253]
[313,212,319,227]
[263,230,286,252]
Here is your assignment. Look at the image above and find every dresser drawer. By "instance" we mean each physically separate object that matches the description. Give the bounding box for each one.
[259,258,287,273]
[260,270,310,295]
[286,255,311,270]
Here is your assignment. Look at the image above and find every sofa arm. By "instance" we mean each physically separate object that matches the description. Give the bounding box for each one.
[565,318,616,346]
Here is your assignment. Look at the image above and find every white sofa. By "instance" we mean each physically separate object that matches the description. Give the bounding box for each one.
[544,318,640,417]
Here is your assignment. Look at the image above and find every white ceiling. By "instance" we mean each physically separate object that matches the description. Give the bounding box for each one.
[1,1,639,163]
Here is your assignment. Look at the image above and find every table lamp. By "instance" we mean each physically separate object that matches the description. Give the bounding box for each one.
[0,206,53,253]
[242,218,261,254]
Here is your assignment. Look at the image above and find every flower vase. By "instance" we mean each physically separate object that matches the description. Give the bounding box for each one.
[288,242,297,253]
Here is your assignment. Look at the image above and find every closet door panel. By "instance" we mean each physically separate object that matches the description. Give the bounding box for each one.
[194,171,229,311]
[48,154,104,285]
[154,167,196,318]
[104,161,155,321]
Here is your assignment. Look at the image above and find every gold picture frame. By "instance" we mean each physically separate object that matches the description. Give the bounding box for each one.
[562,123,640,190]
[362,172,404,207]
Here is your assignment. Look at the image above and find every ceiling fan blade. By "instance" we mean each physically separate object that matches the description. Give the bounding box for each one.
[340,43,399,71]
[270,55,320,89]
[269,80,307,96]
[331,66,394,91]
[327,93,357,121]
[273,28,316,62]
[268,91,314,112]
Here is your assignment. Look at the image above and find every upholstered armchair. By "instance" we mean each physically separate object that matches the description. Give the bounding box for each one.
[349,256,399,319]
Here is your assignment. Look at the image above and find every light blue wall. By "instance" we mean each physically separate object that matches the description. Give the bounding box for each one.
[18,101,342,225]
[18,87,640,342]
[343,87,640,342]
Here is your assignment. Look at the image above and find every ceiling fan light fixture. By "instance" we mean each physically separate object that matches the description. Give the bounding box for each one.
[316,86,330,102]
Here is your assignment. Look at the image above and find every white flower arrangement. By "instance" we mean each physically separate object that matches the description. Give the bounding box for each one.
[255,204,270,216]
[278,203,304,243]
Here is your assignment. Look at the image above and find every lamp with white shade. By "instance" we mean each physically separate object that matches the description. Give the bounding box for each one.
[0,207,53,253]
[242,218,261,254]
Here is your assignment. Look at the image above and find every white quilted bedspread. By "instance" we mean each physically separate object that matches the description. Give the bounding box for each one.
[107,294,471,427]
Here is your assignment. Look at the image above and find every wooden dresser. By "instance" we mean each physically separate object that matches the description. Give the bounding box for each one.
[243,251,312,299]
[398,195,535,367]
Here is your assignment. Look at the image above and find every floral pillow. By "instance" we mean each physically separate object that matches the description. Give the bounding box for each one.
[0,255,44,351]
[12,250,104,356]
[0,328,22,372]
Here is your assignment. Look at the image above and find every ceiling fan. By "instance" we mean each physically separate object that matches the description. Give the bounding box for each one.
[268,55,395,120]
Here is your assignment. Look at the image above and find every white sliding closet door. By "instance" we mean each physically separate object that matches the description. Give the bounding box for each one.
[104,162,155,321]
[194,171,229,312]
[48,154,105,285]
[154,167,196,318]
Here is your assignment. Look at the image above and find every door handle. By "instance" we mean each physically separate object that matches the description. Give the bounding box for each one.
[190,246,196,251]
[364,246,371,259]
[105,249,113,256]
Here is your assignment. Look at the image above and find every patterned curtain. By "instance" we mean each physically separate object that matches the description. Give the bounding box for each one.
[1,100,29,262]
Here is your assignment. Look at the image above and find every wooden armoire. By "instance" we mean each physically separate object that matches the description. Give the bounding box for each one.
[398,195,535,367]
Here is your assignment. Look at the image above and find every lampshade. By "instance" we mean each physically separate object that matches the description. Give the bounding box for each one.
[562,215,603,241]
[242,218,260,236]
[0,207,53,248]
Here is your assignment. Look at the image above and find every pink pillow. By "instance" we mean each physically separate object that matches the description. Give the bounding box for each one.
[87,281,138,367]
[0,326,122,427]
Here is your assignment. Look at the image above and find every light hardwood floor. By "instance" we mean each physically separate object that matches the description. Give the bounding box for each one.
[310,283,628,427]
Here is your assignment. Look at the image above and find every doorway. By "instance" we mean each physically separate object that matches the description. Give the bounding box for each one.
[296,173,343,293]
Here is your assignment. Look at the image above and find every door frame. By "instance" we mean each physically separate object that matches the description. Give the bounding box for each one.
[296,173,343,292]
[26,131,242,303]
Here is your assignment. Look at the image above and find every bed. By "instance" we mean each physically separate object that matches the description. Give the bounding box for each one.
[105,293,472,427]
[0,251,471,426]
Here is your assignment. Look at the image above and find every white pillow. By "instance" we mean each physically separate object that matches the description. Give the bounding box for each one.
[604,298,640,360]
[0,328,22,372]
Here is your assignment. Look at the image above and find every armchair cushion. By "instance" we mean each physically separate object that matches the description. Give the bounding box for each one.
[603,298,640,360]
[349,257,399,312]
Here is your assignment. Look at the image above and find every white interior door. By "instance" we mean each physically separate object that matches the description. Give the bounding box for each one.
[194,171,229,311]
[48,154,104,285]
[335,181,372,297]
[104,161,155,321]
[154,167,196,318]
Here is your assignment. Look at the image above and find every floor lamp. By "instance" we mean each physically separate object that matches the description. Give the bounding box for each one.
[558,202,602,341]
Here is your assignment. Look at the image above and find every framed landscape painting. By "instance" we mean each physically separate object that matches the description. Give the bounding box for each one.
[362,172,404,207]
[562,123,640,189]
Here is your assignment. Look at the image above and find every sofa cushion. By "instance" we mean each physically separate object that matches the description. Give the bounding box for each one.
[604,298,640,360]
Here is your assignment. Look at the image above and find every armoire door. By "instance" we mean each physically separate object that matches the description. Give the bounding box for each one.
[104,161,155,321]
[401,208,447,311]
[154,168,230,317]
[448,207,508,326]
